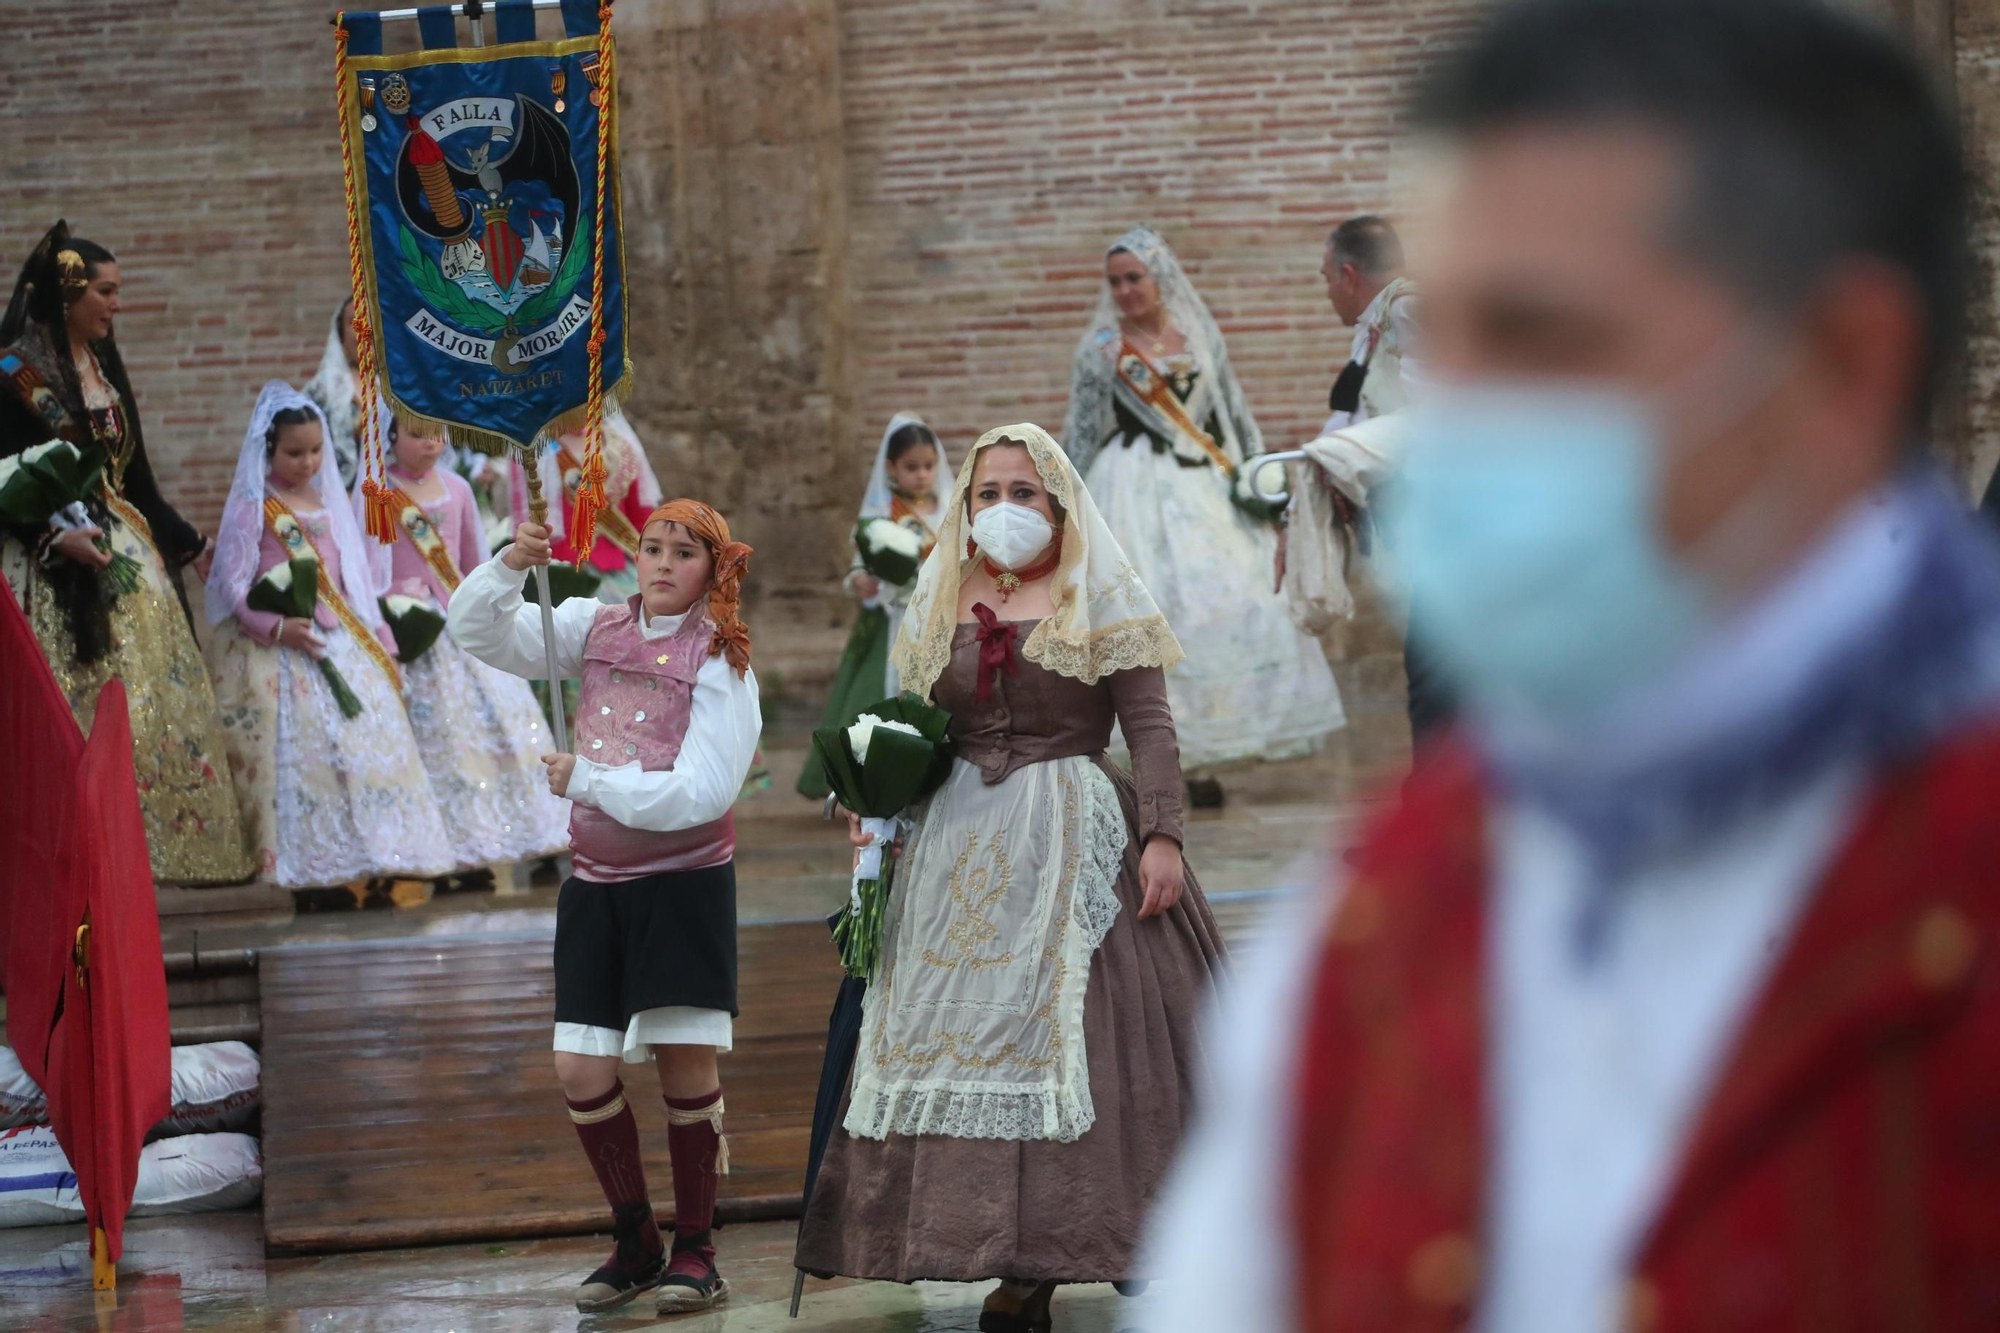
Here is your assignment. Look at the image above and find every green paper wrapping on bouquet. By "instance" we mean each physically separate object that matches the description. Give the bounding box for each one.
[246,556,364,719]
[1228,460,1289,525]
[853,517,923,589]
[520,561,603,606]
[808,692,956,979]
[795,604,891,799]
[0,439,142,593]
[380,594,448,663]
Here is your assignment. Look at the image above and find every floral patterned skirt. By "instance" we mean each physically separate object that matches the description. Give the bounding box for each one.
[3,514,252,885]
[402,630,571,869]
[207,616,455,888]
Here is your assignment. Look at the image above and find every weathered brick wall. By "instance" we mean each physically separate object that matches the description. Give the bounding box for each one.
[837,0,1478,469]
[1,0,355,533]
[4,0,1990,733]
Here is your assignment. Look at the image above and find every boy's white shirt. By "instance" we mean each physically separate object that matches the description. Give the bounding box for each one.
[448,551,762,834]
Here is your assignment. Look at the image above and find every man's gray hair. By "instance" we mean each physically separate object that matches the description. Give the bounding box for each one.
[1328,216,1405,279]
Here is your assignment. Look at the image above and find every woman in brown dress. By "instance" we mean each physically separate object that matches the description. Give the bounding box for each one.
[794,423,1225,1331]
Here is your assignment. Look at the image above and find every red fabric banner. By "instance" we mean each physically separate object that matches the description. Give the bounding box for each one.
[0,582,171,1265]
[0,579,82,1080]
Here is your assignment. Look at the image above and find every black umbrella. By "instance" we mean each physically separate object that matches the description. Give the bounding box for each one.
[790,916,869,1318]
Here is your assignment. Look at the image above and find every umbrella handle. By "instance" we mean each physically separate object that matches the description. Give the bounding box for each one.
[93,1225,114,1291]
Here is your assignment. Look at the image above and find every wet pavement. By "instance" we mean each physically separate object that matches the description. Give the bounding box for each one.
[2,709,1402,1330]
[2,1214,1159,1331]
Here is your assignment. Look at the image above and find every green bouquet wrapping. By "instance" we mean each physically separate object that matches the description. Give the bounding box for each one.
[247,557,363,718]
[808,692,956,979]
[1228,456,1290,525]
[854,517,924,589]
[520,560,603,606]
[380,593,448,663]
[0,439,142,593]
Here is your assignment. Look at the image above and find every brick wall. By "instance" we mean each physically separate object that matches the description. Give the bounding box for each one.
[4,0,1989,725]
[1,0,357,533]
[837,0,1480,466]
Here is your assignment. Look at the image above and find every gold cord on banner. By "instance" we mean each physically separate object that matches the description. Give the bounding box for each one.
[568,1,616,561]
[335,15,399,546]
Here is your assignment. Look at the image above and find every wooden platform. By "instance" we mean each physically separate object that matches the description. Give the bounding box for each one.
[258,893,1279,1255]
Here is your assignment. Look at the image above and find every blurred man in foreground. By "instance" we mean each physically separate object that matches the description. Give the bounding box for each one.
[1147,1,2000,1329]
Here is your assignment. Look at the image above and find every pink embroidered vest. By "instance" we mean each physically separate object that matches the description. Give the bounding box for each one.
[569,597,735,882]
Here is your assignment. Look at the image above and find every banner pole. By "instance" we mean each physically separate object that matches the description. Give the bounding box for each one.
[521,453,570,754]
[329,0,563,24]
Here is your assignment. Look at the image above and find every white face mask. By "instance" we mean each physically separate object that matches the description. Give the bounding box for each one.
[969,502,1055,571]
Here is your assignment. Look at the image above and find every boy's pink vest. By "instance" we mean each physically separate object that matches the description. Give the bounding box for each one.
[569,598,735,882]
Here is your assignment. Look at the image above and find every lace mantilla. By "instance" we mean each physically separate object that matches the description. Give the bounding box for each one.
[891,424,1183,697]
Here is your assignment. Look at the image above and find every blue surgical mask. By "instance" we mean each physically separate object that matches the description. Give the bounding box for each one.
[1379,383,1712,728]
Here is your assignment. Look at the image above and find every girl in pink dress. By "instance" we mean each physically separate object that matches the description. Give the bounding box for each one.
[357,417,571,880]
[203,383,452,889]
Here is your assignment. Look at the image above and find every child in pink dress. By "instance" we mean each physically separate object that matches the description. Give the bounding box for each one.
[203,383,453,889]
[357,417,570,881]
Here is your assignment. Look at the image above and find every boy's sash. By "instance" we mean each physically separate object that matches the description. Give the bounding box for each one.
[1114,339,1234,474]
[262,497,399,688]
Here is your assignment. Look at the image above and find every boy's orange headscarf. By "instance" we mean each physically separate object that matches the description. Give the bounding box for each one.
[643,499,753,677]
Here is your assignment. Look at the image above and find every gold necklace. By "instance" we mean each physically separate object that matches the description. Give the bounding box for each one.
[1127,314,1170,357]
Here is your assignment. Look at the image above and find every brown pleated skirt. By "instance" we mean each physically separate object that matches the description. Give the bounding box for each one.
[793,760,1227,1283]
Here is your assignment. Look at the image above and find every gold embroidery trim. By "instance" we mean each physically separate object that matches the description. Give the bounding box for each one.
[101,485,160,559]
[873,772,1088,1077]
[387,484,463,594]
[1115,338,1234,475]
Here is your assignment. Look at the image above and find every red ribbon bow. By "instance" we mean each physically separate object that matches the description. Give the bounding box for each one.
[971,601,1018,702]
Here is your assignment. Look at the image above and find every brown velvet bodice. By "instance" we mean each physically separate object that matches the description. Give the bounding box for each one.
[935,616,1185,846]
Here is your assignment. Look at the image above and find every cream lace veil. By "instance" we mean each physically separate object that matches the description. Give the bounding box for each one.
[1059,224,1264,478]
[891,422,1184,695]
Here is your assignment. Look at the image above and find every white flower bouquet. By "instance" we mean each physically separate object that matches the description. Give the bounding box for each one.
[379,593,448,663]
[853,517,925,588]
[808,692,957,979]
[0,439,142,592]
[247,557,363,718]
[1229,455,1290,524]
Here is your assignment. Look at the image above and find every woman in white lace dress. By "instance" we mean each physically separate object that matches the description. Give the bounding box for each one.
[794,425,1225,1332]
[1062,226,1344,800]
[203,383,454,890]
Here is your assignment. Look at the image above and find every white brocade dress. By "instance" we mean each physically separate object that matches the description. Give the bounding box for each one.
[381,481,571,869]
[1086,424,1345,769]
[206,507,456,888]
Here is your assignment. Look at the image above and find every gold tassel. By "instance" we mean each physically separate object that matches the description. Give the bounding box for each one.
[361,478,400,546]
[568,445,610,561]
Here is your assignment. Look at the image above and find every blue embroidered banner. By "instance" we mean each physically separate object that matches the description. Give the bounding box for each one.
[338,7,626,454]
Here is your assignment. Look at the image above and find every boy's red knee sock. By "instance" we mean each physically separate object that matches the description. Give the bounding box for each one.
[663,1088,726,1243]
[567,1081,663,1261]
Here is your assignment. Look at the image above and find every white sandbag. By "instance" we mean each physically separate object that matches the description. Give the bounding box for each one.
[0,1042,261,1137]
[0,1048,47,1130]
[0,1127,81,1227]
[130,1132,262,1217]
[151,1041,261,1138]
[0,1127,262,1228]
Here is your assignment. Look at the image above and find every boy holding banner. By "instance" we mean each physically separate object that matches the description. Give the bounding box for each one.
[448,502,760,1315]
